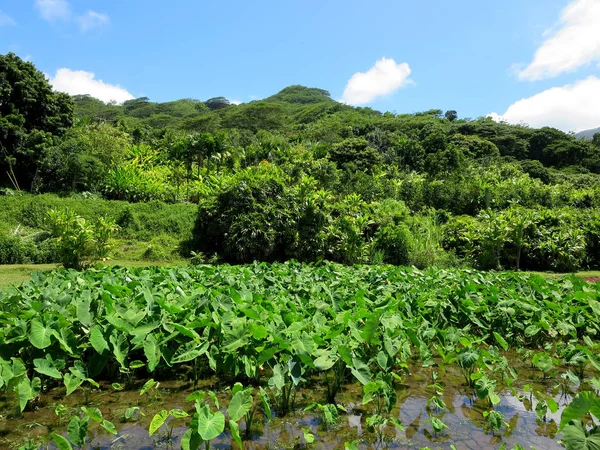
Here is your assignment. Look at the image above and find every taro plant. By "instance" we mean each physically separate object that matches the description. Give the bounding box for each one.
[558,391,600,450]
[149,408,189,448]
[227,382,271,447]
[268,358,305,416]
[179,390,226,450]
[52,407,117,450]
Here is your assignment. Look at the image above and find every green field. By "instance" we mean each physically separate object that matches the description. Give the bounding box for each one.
[1,262,599,449]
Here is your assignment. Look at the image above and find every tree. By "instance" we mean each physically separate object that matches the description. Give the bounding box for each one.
[0,53,73,190]
[328,138,382,173]
[445,110,458,122]
[205,97,231,110]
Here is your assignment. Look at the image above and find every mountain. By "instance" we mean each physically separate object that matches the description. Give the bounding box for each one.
[576,127,600,140]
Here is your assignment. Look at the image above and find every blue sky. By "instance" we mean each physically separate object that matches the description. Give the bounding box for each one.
[1,0,600,132]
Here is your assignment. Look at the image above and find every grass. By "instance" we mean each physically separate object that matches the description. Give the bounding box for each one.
[0,259,188,289]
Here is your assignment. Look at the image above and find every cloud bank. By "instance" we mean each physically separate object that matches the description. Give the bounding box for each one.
[342,58,412,105]
[519,0,600,80]
[489,76,600,132]
[49,68,134,104]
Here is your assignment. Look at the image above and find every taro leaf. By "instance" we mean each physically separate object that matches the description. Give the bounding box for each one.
[288,357,304,387]
[361,315,379,345]
[562,420,600,450]
[76,296,92,327]
[140,379,156,396]
[52,433,73,450]
[109,333,129,369]
[231,382,244,397]
[197,405,225,441]
[170,409,189,419]
[457,349,479,369]
[64,373,83,396]
[345,441,360,450]
[102,420,117,435]
[30,319,52,349]
[124,407,139,420]
[313,353,335,371]
[171,323,202,343]
[229,419,242,448]
[259,387,272,421]
[180,428,202,450]
[81,406,103,423]
[68,416,88,447]
[171,341,209,364]
[186,391,206,403]
[207,390,220,409]
[34,356,62,379]
[90,326,108,354]
[269,364,285,391]
[228,390,253,422]
[350,357,372,385]
[302,427,315,444]
[493,332,509,351]
[376,351,389,371]
[560,392,600,431]
[144,335,161,372]
[149,410,169,436]
[21,376,41,412]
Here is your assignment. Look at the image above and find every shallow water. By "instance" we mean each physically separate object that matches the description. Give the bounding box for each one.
[0,359,578,449]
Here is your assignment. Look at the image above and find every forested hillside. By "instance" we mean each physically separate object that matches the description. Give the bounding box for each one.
[2,52,600,272]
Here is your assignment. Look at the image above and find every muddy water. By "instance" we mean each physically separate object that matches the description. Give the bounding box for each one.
[0,359,577,450]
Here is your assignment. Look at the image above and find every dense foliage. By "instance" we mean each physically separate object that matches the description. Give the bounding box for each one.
[2,53,600,271]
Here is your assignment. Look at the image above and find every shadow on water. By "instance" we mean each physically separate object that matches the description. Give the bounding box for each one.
[0,358,572,449]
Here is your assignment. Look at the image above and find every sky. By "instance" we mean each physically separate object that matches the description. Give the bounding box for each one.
[1,0,600,132]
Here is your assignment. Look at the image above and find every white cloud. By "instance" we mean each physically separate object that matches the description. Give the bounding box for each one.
[77,10,109,32]
[49,68,134,104]
[519,0,600,80]
[230,99,242,105]
[341,57,413,105]
[489,76,600,132]
[0,10,16,27]
[35,0,71,22]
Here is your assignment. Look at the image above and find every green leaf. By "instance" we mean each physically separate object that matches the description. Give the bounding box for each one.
[562,420,600,450]
[259,387,271,422]
[143,335,161,372]
[30,319,52,349]
[67,416,88,447]
[81,406,103,423]
[102,420,117,435]
[140,379,156,396]
[180,428,202,450]
[302,427,315,444]
[169,409,189,419]
[33,357,62,379]
[90,326,108,354]
[560,392,600,431]
[63,373,83,396]
[228,390,253,422]
[52,433,73,450]
[149,410,169,436]
[350,358,371,385]
[229,420,242,448]
[109,333,129,369]
[493,332,509,351]
[313,354,335,371]
[197,405,225,441]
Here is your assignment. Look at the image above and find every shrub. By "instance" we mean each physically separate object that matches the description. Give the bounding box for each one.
[374,224,413,266]
[46,209,119,269]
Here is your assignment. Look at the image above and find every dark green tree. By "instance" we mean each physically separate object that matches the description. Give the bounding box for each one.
[0,53,73,190]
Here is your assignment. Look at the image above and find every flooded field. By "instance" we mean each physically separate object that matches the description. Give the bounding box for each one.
[1,358,577,449]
